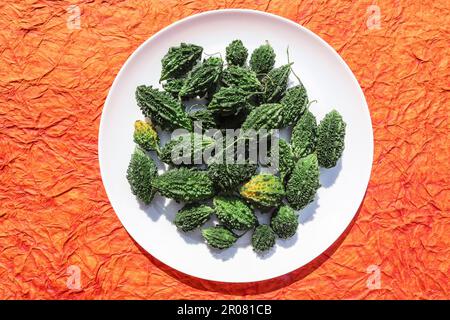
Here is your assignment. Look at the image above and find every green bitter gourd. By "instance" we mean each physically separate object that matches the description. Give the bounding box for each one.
[250,42,276,77]
[179,57,223,99]
[160,43,203,81]
[262,63,292,103]
[126,147,158,204]
[135,85,192,131]
[252,224,276,252]
[286,153,320,210]
[202,226,237,249]
[213,196,257,230]
[174,203,214,232]
[316,110,346,168]
[271,205,298,239]
[291,110,317,159]
[281,84,309,126]
[151,167,215,203]
[225,40,248,67]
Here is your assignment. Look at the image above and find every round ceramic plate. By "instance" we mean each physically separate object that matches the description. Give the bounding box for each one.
[99,9,373,283]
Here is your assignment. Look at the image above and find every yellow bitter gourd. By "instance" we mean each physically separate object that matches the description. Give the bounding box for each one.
[133,120,159,152]
[240,173,285,208]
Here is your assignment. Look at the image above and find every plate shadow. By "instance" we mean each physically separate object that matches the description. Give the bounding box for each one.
[319,159,342,188]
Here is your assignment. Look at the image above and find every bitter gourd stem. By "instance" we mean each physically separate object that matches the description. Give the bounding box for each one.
[286,46,303,87]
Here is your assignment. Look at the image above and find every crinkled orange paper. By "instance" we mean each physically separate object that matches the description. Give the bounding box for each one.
[0,0,448,300]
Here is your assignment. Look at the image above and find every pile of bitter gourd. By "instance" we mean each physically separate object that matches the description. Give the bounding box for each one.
[128,40,346,253]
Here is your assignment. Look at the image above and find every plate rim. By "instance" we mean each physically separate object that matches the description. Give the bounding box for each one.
[98,8,374,283]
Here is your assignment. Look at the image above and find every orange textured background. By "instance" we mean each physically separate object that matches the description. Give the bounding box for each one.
[0,0,449,300]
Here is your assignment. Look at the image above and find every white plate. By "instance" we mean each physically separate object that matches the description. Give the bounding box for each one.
[99,9,373,283]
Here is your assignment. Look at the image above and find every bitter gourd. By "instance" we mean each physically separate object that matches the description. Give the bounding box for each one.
[316,110,346,168]
[250,42,276,77]
[291,110,317,159]
[240,173,285,208]
[127,41,349,253]
[159,133,215,166]
[271,205,298,239]
[241,103,284,131]
[213,196,257,230]
[133,120,159,152]
[208,162,257,192]
[281,84,309,126]
[188,109,217,131]
[160,43,203,81]
[174,203,214,232]
[225,40,248,67]
[179,57,223,99]
[151,167,215,203]
[202,226,237,249]
[252,225,276,252]
[126,147,157,204]
[262,63,292,103]
[162,78,185,98]
[135,85,192,131]
[286,153,320,210]
[277,139,295,182]
[207,86,252,116]
[221,65,262,93]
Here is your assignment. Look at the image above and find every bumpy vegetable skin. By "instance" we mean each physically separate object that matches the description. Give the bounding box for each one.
[202,226,237,249]
[179,57,223,99]
[262,63,292,103]
[159,133,215,166]
[214,196,257,230]
[286,154,320,210]
[126,147,157,204]
[174,203,213,232]
[188,109,217,131]
[162,78,185,98]
[316,110,346,168]
[208,162,257,191]
[136,85,192,131]
[271,205,298,239]
[225,40,248,67]
[291,110,317,159]
[281,84,309,126]
[241,103,284,131]
[151,168,215,203]
[252,225,276,252]
[250,43,276,77]
[277,139,295,182]
[133,120,159,152]
[160,43,203,81]
[208,86,252,116]
[221,65,262,93]
[240,173,285,208]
